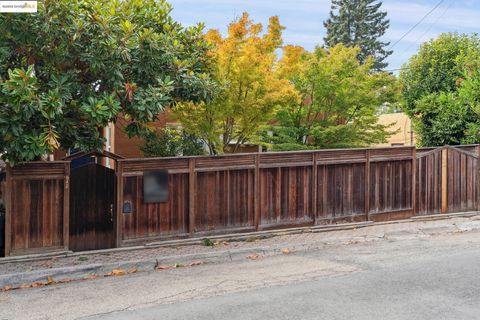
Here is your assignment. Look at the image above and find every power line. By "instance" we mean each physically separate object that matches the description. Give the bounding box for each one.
[398,0,456,59]
[388,0,446,50]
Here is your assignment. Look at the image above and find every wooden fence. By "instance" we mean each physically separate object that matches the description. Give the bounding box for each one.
[2,145,479,256]
[4,162,69,256]
[115,145,479,247]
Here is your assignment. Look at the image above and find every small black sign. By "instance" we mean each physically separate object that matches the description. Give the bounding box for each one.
[122,201,132,214]
[143,170,169,203]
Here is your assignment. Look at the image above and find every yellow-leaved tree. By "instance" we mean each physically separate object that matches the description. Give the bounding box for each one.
[173,12,299,154]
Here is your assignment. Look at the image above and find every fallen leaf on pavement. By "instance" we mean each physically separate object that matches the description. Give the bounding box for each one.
[29,282,44,288]
[46,276,55,285]
[106,269,127,276]
[1,285,13,292]
[156,265,176,270]
[246,254,261,260]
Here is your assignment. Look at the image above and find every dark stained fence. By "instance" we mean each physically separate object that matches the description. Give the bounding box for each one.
[415,146,480,216]
[116,146,422,246]
[4,162,69,256]
[446,146,479,213]
[415,148,443,215]
[3,145,480,255]
[259,152,314,229]
[368,148,415,221]
[69,163,115,251]
[316,149,367,223]
[117,158,191,246]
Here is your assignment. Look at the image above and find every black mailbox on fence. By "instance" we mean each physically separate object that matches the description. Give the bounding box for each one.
[143,170,169,203]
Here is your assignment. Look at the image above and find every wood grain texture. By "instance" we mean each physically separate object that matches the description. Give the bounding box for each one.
[316,163,365,220]
[259,166,313,227]
[69,163,115,252]
[122,173,190,240]
[369,160,412,214]
[6,162,67,256]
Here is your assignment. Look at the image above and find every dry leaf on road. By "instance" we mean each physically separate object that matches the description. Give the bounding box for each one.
[106,269,127,276]
[1,285,14,292]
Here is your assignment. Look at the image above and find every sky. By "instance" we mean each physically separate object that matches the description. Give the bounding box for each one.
[168,0,480,72]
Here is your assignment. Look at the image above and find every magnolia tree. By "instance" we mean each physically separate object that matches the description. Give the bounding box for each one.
[0,0,216,164]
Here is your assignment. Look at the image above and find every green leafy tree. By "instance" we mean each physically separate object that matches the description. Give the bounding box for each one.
[141,128,206,157]
[400,33,480,146]
[262,44,399,150]
[173,13,299,155]
[0,0,215,164]
[324,0,392,70]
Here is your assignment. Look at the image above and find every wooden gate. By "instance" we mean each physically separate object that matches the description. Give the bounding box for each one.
[4,162,69,257]
[416,146,479,216]
[69,161,116,251]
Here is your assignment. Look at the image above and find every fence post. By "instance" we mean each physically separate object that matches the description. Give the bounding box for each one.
[441,147,448,213]
[477,145,480,212]
[254,154,260,230]
[189,158,196,236]
[411,147,416,217]
[115,161,124,248]
[365,149,371,221]
[312,153,317,225]
[4,165,12,256]
[63,162,70,251]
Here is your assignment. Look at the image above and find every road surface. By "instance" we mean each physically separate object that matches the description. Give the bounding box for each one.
[1,231,479,320]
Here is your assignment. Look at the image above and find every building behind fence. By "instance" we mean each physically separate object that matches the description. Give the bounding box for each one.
[2,145,479,257]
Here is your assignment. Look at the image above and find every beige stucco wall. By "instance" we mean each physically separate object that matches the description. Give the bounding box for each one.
[375,112,416,147]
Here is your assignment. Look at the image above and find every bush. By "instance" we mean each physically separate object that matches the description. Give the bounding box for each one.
[141,128,206,157]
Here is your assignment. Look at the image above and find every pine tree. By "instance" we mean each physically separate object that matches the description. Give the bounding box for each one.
[324,0,392,70]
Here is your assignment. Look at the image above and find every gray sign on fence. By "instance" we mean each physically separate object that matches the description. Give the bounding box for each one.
[143,170,169,203]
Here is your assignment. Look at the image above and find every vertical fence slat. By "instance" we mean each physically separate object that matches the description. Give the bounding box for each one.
[477,146,480,212]
[441,148,448,214]
[365,150,371,220]
[254,154,260,230]
[115,161,124,247]
[63,163,70,250]
[411,147,416,216]
[189,158,196,235]
[322,165,327,220]
[312,153,317,224]
[4,165,12,256]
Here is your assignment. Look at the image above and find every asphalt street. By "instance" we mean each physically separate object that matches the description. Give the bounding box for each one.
[1,230,479,320]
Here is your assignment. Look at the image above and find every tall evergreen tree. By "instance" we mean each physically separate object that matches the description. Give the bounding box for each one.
[324,0,392,70]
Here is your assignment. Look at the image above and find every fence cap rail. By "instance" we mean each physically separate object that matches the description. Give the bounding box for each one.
[117,145,416,163]
[63,150,125,161]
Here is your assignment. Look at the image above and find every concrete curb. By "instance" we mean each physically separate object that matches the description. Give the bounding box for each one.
[2,213,480,289]
[0,243,330,288]
[1,212,478,266]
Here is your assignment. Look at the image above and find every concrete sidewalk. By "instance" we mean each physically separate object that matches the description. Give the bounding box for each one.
[1,213,480,289]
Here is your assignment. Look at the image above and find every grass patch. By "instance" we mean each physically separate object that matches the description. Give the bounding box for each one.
[202,238,214,246]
